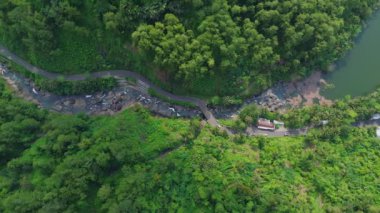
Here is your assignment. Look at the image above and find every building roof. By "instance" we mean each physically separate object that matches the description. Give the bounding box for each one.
[258,118,275,129]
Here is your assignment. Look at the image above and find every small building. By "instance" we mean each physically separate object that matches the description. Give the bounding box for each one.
[273,120,285,128]
[377,127,380,138]
[257,118,275,131]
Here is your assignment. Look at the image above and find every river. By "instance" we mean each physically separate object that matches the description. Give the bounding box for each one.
[322,10,380,99]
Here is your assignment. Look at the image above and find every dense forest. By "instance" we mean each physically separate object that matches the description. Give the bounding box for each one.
[0,0,379,96]
[1,1,380,212]
[1,76,380,212]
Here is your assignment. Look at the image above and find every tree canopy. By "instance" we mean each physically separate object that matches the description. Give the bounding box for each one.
[0,0,378,96]
[1,1,380,211]
[1,77,380,212]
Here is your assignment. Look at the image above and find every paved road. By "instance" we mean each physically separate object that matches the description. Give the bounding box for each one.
[0,44,231,133]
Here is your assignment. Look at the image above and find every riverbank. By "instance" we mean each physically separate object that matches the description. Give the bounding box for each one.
[1,57,335,119]
[0,42,351,139]
[3,51,380,139]
[321,10,380,99]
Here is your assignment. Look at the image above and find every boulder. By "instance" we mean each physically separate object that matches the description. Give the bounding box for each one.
[73,98,86,109]
[63,98,75,106]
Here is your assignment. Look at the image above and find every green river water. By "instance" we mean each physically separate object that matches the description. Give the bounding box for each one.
[322,11,380,99]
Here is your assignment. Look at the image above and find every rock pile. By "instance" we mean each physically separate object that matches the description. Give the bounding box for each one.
[49,87,201,118]
[253,89,288,112]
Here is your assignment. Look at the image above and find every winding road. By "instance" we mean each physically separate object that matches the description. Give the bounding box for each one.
[0,45,231,134]
[2,45,379,138]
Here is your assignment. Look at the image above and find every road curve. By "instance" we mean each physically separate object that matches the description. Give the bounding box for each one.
[0,44,230,133]
[0,44,380,137]
[3,45,378,138]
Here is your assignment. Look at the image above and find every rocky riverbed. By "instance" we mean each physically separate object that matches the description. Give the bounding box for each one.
[1,64,202,118]
[1,62,333,120]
